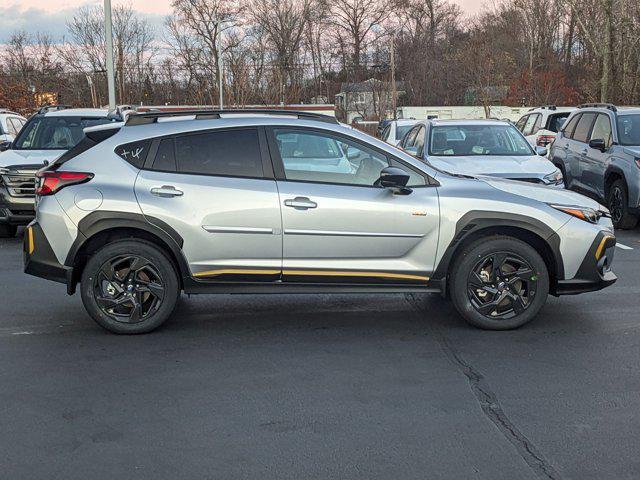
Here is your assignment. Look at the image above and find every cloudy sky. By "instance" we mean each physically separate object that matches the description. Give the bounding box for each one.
[0,0,486,42]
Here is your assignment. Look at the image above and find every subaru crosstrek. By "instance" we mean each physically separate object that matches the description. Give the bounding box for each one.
[24,110,617,334]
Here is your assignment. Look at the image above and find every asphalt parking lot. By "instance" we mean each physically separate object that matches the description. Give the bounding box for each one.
[1,229,640,480]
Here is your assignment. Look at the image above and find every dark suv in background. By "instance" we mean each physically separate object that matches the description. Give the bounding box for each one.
[549,103,640,229]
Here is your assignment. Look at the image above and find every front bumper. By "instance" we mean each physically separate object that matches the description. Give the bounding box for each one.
[552,231,617,295]
[0,193,35,226]
[23,222,73,289]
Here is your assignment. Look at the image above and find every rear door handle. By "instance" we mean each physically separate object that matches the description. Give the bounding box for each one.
[284,197,317,210]
[150,185,183,198]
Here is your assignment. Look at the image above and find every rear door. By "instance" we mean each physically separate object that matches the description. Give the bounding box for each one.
[267,126,439,285]
[568,112,597,190]
[134,127,283,282]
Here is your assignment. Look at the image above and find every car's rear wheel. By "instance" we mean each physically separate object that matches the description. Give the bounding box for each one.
[449,236,549,330]
[607,179,638,230]
[80,240,180,334]
[0,224,17,238]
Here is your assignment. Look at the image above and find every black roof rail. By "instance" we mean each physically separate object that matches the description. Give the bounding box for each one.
[37,104,73,115]
[540,105,557,110]
[125,109,339,126]
[578,103,617,112]
[0,109,20,115]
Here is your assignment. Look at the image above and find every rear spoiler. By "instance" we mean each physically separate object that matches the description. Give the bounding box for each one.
[51,123,123,168]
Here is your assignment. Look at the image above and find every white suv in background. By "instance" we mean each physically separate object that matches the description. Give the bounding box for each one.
[380,119,420,146]
[0,110,27,149]
[516,106,576,149]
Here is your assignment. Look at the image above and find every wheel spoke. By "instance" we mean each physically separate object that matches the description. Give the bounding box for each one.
[100,262,117,282]
[508,267,534,283]
[139,281,164,300]
[96,294,130,309]
[468,272,486,289]
[476,292,507,316]
[491,253,508,279]
[508,292,527,314]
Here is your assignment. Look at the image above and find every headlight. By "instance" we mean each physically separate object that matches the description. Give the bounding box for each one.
[550,204,600,223]
[543,169,563,185]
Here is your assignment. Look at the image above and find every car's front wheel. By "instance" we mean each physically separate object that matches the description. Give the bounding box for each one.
[449,236,549,330]
[607,179,638,230]
[80,240,180,334]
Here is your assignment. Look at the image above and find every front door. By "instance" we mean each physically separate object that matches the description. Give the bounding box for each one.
[267,127,440,285]
[134,127,282,282]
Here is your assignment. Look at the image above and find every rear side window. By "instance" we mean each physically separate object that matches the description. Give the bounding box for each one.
[152,139,176,171]
[174,129,263,177]
[515,115,528,131]
[562,114,581,138]
[522,114,539,135]
[116,140,152,168]
[547,113,570,132]
[572,113,596,143]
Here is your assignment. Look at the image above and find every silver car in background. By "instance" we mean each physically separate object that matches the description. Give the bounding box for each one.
[400,119,564,187]
[24,110,616,334]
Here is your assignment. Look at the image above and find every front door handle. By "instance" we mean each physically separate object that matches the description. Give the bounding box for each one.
[284,197,317,210]
[150,185,183,198]
[580,149,588,156]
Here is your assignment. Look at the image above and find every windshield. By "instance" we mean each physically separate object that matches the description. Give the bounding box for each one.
[13,116,112,150]
[429,124,533,156]
[617,115,640,146]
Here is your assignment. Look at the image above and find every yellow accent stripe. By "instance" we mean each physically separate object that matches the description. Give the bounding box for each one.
[194,268,280,278]
[595,235,615,260]
[27,226,34,254]
[283,269,429,282]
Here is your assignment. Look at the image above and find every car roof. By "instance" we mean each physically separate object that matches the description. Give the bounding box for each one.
[43,108,110,118]
[426,119,512,127]
[616,107,640,116]
[528,106,575,113]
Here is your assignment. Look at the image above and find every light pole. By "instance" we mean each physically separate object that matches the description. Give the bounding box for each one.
[216,20,224,110]
[104,0,116,110]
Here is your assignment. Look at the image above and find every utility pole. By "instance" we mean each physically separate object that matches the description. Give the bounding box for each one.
[216,21,224,110]
[390,34,397,120]
[104,0,116,110]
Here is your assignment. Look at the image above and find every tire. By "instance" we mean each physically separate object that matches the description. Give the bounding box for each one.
[0,224,17,238]
[607,179,638,230]
[449,236,549,330]
[80,239,180,334]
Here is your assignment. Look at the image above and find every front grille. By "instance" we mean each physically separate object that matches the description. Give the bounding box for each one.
[1,169,37,197]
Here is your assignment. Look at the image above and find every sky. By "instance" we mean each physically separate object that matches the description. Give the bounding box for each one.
[0,0,487,42]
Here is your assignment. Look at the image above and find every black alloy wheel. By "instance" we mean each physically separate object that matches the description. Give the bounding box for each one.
[609,185,625,225]
[94,254,165,323]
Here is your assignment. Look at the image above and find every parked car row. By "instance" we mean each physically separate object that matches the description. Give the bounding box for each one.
[382,103,640,230]
[16,108,616,334]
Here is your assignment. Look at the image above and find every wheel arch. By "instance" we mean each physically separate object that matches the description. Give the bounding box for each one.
[604,166,626,197]
[65,211,190,294]
[432,212,564,296]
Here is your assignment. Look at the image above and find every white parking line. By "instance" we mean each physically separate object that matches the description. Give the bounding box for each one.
[616,243,634,250]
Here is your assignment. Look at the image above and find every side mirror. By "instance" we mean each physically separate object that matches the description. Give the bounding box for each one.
[535,146,548,156]
[588,138,606,152]
[375,166,412,194]
[0,141,12,152]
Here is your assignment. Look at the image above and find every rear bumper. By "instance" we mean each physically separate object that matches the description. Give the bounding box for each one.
[23,222,73,289]
[552,231,617,295]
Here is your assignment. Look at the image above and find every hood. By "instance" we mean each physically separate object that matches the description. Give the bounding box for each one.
[622,146,640,157]
[0,149,65,168]
[427,154,555,178]
[481,176,603,210]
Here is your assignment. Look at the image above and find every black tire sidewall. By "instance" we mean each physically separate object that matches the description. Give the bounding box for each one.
[80,240,180,334]
[450,236,549,330]
[608,180,638,230]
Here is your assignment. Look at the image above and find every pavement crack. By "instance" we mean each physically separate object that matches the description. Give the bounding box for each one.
[405,293,562,480]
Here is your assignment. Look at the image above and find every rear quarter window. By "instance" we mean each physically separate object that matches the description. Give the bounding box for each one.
[116,140,152,168]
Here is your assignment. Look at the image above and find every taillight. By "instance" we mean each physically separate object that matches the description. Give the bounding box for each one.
[35,171,94,196]
[537,134,555,146]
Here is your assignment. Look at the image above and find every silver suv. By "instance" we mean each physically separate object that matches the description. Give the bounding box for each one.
[24,110,617,334]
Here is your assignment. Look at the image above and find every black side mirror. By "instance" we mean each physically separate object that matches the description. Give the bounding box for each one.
[375,166,412,194]
[0,141,12,152]
[588,138,606,152]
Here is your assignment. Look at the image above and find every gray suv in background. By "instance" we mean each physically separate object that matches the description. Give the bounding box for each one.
[549,103,640,229]
[24,110,616,334]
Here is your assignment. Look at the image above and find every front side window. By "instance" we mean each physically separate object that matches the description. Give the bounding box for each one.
[273,128,424,187]
[590,114,613,148]
[174,128,263,177]
[572,113,596,143]
[429,124,533,156]
[617,114,640,146]
[515,115,528,132]
[13,116,113,150]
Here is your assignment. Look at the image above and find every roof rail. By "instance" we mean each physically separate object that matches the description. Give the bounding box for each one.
[0,109,20,115]
[578,103,617,112]
[125,109,339,126]
[540,105,557,110]
[37,104,73,115]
